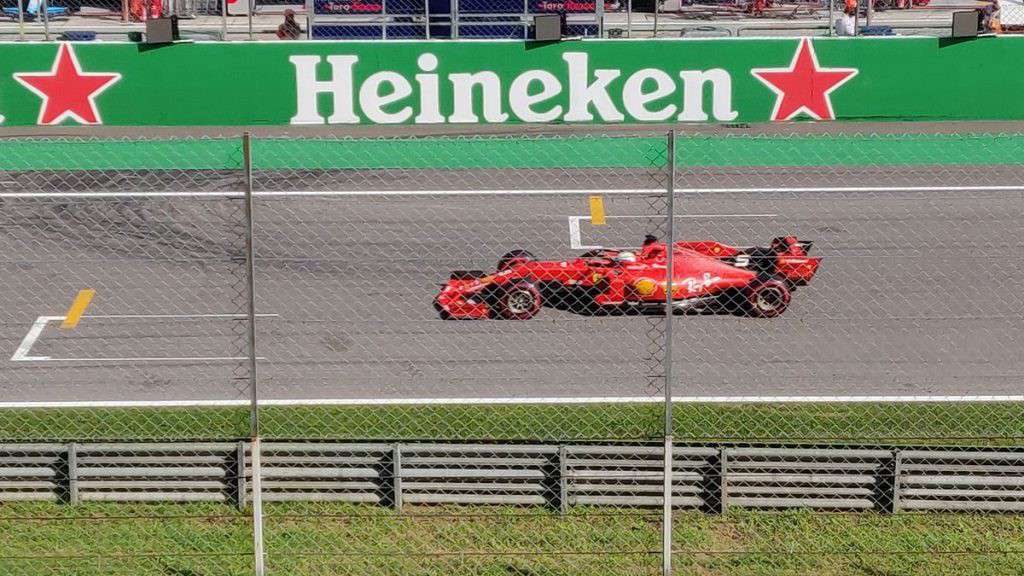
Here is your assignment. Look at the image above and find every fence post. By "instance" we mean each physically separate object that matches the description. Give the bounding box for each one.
[595,0,604,37]
[221,0,228,40]
[625,0,631,38]
[306,0,314,39]
[16,0,24,41]
[242,132,266,576]
[661,129,676,576]
[41,0,50,41]
[248,0,255,40]
[652,0,659,38]
[828,0,834,36]
[67,443,79,505]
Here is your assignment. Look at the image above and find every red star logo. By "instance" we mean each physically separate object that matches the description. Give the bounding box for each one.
[750,38,857,121]
[13,43,121,125]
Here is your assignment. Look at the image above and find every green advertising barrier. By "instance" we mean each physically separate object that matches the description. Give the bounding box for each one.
[0,36,1021,127]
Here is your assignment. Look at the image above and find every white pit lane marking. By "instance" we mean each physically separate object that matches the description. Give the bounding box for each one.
[568,213,778,250]
[10,313,277,363]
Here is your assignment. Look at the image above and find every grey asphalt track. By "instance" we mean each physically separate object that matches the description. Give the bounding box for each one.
[1,153,1023,404]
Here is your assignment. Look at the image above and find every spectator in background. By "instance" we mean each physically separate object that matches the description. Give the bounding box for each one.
[129,0,161,21]
[834,0,857,35]
[981,0,1002,33]
[277,9,303,40]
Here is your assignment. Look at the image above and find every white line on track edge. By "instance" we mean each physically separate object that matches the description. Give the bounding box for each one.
[2,395,1023,409]
[4,185,1024,198]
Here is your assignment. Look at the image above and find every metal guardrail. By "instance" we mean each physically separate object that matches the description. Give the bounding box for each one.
[5,441,1024,513]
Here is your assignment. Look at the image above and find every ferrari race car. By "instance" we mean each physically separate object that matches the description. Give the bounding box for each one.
[434,235,821,320]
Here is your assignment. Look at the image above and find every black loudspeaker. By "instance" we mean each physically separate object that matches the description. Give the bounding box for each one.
[952,10,980,38]
[534,14,562,41]
[146,16,180,44]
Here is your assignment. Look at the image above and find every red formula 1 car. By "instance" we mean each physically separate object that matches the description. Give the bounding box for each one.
[434,235,821,320]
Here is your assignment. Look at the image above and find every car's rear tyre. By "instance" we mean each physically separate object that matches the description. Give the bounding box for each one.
[496,281,542,320]
[497,249,536,271]
[744,278,791,318]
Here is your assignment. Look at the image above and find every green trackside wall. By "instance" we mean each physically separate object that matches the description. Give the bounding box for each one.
[0,36,1021,127]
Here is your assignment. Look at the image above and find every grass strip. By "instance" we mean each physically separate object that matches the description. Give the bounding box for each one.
[2,402,1023,444]
[2,502,1024,576]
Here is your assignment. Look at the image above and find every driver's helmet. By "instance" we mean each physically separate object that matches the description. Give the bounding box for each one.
[615,251,637,263]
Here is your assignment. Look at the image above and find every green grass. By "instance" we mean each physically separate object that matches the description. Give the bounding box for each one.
[3,502,1024,575]
[3,402,1024,444]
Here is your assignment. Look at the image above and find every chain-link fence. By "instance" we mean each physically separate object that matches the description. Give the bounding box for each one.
[2,131,1023,575]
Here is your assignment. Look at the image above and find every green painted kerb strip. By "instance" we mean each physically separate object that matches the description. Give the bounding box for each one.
[1,134,1022,171]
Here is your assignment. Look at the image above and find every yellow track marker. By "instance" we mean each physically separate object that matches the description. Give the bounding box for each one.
[589,195,606,226]
[61,289,95,329]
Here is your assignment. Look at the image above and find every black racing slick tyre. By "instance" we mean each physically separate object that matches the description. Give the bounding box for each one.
[744,278,791,318]
[497,250,536,271]
[496,281,542,320]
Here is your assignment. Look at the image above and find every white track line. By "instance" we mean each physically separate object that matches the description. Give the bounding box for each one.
[9,314,275,363]
[2,395,1023,409]
[3,185,1024,199]
[86,314,279,319]
[10,315,62,362]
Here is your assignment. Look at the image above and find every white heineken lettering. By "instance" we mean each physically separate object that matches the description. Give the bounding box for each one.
[509,70,563,122]
[414,53,444,124]
[449,72,508,123]
[289,55,359,124]
[562,52,624,122]
[622,68,676,122]
[289,51,739,125]
[359,71,413,124]
[677,69,738,122]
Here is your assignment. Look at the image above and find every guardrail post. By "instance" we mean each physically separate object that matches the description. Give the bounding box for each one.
[392,444,403,512]
[236,440,248,510]
[716,447,727,514]
[67,443,79,505]
[891,450,902,513]
[558,445,569,515]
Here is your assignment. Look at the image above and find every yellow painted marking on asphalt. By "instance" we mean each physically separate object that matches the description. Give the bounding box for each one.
[589,196,606,226]
[61,289,95,329]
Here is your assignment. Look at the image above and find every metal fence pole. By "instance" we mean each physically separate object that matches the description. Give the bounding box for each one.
[41,0,50,41]
[595,0,603,37]
[626,0,631,37]
[661,129,676,576]
[221,0,228,40]
[653,0,659,38]
[16,0,24,41]
[242,132,266,576]
[248,0,255,40]
[828,0,834,36]
[306,0,314,39]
